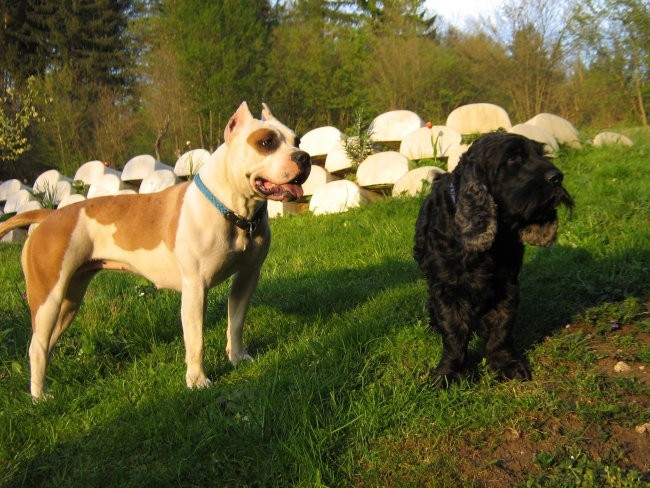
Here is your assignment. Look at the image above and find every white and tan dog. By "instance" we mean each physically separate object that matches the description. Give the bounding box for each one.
[0,102,311,399]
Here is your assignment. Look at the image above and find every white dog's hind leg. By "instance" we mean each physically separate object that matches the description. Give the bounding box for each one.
[49,273,95,351]
[29,296,63,398]
[226,268,260,364]
[180,281,212,389]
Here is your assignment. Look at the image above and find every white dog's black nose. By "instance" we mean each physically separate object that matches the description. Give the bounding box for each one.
[289,150,311,185]
[291,150,311,172]
[545,169,563,185]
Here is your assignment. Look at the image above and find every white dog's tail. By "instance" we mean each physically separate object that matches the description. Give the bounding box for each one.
[0,209,53,238]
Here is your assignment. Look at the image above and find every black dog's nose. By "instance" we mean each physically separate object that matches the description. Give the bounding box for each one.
[545,169,564,185]
[291,150,311,171]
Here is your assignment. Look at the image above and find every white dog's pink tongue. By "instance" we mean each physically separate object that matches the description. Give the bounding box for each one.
[280,183,304,200]
[258,180,304,201]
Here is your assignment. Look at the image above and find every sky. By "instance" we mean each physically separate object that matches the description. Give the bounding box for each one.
[424,0,506,27]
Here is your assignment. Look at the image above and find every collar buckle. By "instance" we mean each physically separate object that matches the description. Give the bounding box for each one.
[194,173,266,237]
[225,212,258,237]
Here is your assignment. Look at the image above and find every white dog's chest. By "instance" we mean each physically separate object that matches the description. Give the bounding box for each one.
[173,225,269,290]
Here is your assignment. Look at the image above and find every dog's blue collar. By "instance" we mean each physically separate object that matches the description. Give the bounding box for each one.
[449,180,458,204]
[194,173,266,236]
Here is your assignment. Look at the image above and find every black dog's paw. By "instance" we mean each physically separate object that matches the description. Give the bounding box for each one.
[428,362,466,388]
[487,348,532,382]
[493,358,532,381]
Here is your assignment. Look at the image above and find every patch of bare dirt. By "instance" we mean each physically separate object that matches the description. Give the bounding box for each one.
[462,413,650,487]
[589,328,650,386]
[466,319,650,487]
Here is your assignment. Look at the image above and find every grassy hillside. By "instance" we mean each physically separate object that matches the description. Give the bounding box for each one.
[1,128,648,487]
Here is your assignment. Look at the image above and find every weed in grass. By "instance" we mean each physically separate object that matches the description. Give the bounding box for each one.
[637,344,650,363]
[343,109,375,169]
[32,181,61,209]
[528,450,645,488]
[577,297,643,334]
[532,330,599,367]
[410,156,446,172]
[72,179,90,196]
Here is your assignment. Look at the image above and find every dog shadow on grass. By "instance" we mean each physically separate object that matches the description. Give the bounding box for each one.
[242,242,650,375]
[516,244,649,351]
[208,255,421,372]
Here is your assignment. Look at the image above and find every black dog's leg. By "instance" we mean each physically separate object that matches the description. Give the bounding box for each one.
[482,285,531,381]
[429,292,472,387]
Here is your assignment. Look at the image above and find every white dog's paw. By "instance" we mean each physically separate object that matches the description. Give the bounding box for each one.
[228,351,254,365]
[31,391,53,403]
[186,373,212,390]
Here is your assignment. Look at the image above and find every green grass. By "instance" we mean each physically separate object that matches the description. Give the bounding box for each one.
[1,128,649,487]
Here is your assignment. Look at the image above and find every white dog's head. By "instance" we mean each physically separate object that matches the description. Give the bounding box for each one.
[224,102,311,202]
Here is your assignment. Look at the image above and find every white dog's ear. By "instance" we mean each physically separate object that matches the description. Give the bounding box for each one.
[455,179,497,253]
[224,101,253,144]
[261,102,274,122]
[260,102,297,144]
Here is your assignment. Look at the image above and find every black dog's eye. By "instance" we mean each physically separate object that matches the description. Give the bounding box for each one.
[506,153,523,165]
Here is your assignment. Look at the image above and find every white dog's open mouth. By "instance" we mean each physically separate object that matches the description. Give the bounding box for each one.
[255,178,305,202]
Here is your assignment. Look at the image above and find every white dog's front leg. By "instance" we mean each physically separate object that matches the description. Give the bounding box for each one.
[226,268,261,364]
[181,281,212,389]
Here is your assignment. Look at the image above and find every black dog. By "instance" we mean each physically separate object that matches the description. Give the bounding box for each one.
[414,132,573,385]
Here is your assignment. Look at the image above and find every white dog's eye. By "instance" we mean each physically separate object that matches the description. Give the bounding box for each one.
[258,136,279,152]
[249,129,280,154]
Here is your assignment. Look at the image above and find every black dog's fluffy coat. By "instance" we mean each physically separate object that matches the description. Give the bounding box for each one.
[414,132,573,385]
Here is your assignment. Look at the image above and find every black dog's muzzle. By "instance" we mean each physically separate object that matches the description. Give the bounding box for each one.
[545,169,564,186]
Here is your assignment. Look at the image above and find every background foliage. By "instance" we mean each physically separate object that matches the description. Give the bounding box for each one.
[0,0,648,177]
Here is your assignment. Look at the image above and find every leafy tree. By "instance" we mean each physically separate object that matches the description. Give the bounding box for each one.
[439,29,511,116]
[569,0,649,126]
[24,0,135,93]
[133,0,200,160]
[486,0,571,121]
[0,2,47,92]
[0,77,42,169]
[3,0,650,179]
[1,0,137,173]
[362,0,442,117]
[150,0,274,150]
[363,0,437,38]
[265,2,369,131]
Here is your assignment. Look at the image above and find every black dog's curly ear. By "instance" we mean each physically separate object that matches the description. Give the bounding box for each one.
[519,220,558,247]
[455,178,497,253]
[413,194,436,268]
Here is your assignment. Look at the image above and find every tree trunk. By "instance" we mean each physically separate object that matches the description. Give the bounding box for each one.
[635,76,647,126]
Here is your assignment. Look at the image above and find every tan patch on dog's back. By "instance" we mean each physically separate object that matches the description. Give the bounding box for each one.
[83,182,189,251]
